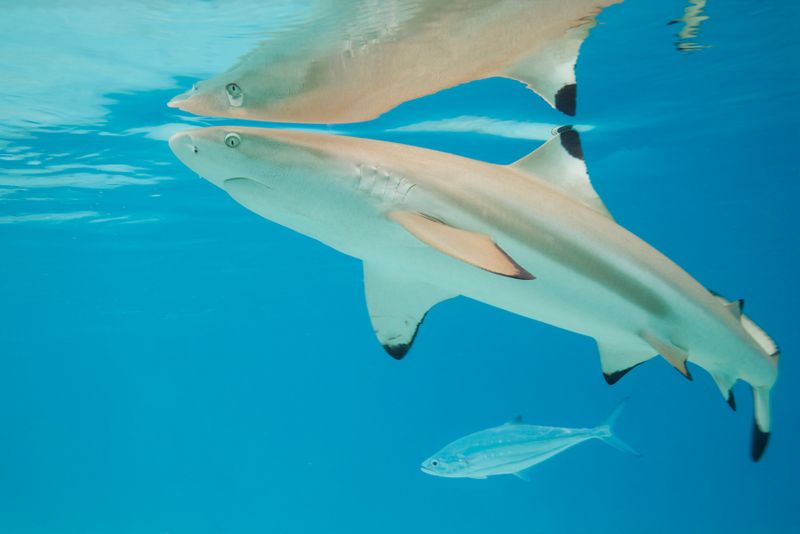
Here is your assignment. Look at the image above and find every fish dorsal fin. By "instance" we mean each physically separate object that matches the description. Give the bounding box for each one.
[510,127,612,220]
[709,290,744,319]
[641,331,693,380]
[502,20,597,115]
[506,415,524,425]
[363,264,454,360]
[389,211,535,280]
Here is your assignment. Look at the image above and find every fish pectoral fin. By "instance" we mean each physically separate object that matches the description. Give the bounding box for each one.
[641,331,693,380]
[501,20,597,116]
[596,338,657,385]
[510,127,612,220]
[513,467,535,482]
[389,211,535,280]
[363,263,455,360]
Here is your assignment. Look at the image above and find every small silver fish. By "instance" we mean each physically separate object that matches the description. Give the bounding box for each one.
[421,401,637,480]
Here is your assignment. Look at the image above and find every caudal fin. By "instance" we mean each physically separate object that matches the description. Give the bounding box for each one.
[752,386,772,462]
[595,399,640,456]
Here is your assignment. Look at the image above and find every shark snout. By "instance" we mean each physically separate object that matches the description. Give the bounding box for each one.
[168,131,199,161]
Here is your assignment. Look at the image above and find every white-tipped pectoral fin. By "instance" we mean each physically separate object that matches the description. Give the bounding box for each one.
[363,263,455,359]
[389,211,535,280]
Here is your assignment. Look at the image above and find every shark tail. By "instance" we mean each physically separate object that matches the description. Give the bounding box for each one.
[751,385,772,462]
[708,291,779,461]
[594,399,640,456]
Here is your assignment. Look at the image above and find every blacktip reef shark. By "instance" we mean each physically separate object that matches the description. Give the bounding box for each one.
[168,126,779,460]
[167,0,622,122]
[421,400,636,480]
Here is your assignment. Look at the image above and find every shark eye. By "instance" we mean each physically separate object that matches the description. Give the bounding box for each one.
[224,133,241,148]
[226,82,243,107]
[431,460,439,467]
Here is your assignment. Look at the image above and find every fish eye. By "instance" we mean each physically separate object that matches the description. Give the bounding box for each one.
[226,82,241,96]
[225,82,244,107]
[224,133,241,148]
[431,460,439,467]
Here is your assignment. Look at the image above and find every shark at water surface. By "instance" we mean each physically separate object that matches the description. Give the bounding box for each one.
[168,126,779,461]
[168,0,622,122]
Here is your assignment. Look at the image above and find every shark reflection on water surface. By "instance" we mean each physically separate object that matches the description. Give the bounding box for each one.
[168,0,622,123]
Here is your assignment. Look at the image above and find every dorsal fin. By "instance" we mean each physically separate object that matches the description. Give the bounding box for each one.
[506,415,524,425]
[510,126,612,219]
[502,20,597,116]
[709,290,744,319]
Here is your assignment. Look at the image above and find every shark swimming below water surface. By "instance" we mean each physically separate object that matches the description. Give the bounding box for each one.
[168,126,779,461]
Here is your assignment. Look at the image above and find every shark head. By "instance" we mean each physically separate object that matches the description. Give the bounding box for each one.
[420,452,470,478]
[167,64,269,118]
[168,126,368,236]
[168,78,235,117]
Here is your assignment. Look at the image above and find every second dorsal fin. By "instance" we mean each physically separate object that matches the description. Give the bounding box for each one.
[510,127,612,219]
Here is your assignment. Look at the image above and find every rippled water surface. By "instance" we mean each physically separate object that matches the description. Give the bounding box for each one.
[1,1,798,533]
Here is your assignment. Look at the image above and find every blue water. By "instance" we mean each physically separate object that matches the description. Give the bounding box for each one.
[1,1,798,532]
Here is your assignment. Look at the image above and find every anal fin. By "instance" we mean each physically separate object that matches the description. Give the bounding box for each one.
[363,263,454,359]
[712,374,737,412]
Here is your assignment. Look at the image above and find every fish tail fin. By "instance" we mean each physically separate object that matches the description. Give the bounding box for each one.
[594,399,640,456]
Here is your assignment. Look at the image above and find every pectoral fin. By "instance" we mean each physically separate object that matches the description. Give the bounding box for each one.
[389,211,534,280]
[513,467,534,482]
[363,264,455,359]
[641,331,692,380]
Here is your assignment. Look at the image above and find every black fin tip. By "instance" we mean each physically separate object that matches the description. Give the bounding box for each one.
[727,391,736,412]
[555,83,577,116]
[603,362,643,385]
[751,422,770,462]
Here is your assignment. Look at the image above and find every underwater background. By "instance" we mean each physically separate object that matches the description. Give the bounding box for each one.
[1,0,798,532]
